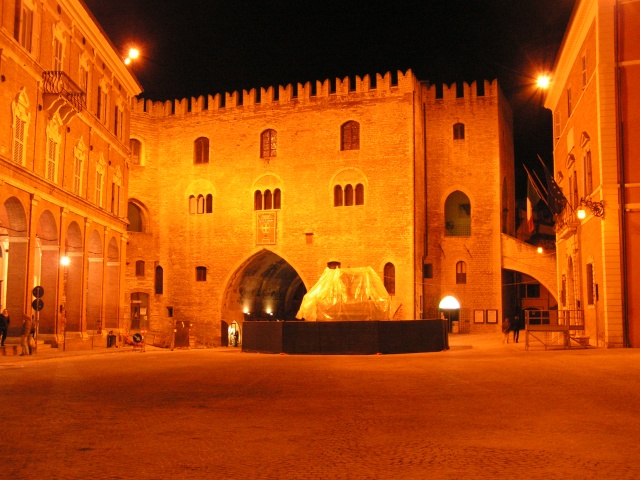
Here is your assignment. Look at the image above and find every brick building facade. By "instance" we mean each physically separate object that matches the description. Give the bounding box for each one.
[127,71,516,344]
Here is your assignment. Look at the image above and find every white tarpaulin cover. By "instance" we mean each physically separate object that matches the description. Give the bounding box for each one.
[296,267,391,321]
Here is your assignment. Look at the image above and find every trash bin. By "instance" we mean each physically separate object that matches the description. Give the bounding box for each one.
[107,331,117,348]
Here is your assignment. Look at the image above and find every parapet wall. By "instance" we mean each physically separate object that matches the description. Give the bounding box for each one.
[130,69,500,117]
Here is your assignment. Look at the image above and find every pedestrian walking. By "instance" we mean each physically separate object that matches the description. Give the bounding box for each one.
[512,315,523,343]
[502,317,511,343]
[20,314,32,356]
[0,309,9,346]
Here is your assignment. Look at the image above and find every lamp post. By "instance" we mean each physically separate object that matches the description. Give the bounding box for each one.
[60,255,70,351]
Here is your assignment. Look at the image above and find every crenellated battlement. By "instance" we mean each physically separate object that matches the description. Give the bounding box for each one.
[130,70,500,117]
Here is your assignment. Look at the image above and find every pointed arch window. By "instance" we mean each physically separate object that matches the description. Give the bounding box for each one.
[456,261,467,284]
[453,123,465,140]
[341,121,360,150]
[189,195,197,214]
[155,266,164,295]
[194,137,209,164]
[384,263,396,295]
[261,129,277,158]
[206,194,213,213]
[197,195,205,214]
[254,191,263,210]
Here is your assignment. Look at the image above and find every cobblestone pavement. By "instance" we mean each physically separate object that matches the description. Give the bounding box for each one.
[1,334,640,479]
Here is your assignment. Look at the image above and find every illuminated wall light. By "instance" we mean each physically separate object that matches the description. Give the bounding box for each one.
[537,247,544,254]
[60,256,70,266]
[577,208,587,220]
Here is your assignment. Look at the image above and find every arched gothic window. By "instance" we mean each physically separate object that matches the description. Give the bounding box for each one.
[341,121,360,150]
[445,191,471,237]
[456,261,467,284]
[453,123,465,140]
[261,129,277,158]
[155,266,164,294]
[194,137,209,164]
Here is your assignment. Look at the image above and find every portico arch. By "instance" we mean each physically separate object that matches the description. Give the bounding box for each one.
[36,210,59,334]
[221,249,307,335]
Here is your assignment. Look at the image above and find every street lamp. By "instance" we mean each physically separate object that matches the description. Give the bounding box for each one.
[124,47,140,66]
[536,74,551,90]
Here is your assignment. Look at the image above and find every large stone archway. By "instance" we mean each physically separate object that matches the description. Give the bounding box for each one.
[36,210,59,334]
[222,250,307,327]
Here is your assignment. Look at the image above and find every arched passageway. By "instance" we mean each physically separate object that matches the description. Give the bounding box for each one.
[222,250,307,325]
[65,222,84,333]
[86,230,104,332]
[36,210,59,334]
[1,197,28,336]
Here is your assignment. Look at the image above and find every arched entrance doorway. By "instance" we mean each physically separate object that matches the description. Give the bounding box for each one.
[221,250,307,342]
[36,210,59,335]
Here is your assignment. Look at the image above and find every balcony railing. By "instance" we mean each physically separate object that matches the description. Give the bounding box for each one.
[42,71,86,113]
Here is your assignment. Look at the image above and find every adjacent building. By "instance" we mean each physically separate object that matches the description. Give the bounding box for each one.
[0,0,141,345]
[544,0,640,346]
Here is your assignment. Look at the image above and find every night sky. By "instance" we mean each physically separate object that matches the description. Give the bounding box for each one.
[84,0,576,198]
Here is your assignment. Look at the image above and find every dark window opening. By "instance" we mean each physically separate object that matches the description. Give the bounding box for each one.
[135,260,145,277]
[261,129,277,158]
[194,137,209,164]
[453,123,465,140]
[456,261,467,284]
[155,266,163,294]
[355,184,364,205]
[196,266,207,282]
[341,121,360,151]
[423,264,433,279]
[334,185,343,207]
[384,263,396,295]
[344,184,354,206]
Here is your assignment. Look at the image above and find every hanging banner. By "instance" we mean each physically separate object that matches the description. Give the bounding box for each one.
[256,211,277,245]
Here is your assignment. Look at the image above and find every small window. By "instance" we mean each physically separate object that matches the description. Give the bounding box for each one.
[194,137,209,164]
[334,185,343,207]
[355,184,364,205]
[423,264,433,279]
[261,129,277,158]
[445,191,471,237]
[196,266,207,282]
[264,190,273,210]
[341,121,360,150]
[273,189,281,209]
[586,263,595,306]
[561,274,567,306]
[344,184,354,206]
[206,194,213,214]
[135,260,145,277]
[584,150,593,195]
[456,261,467,284]
[453,123,465,140]
[384,263,395,295]
[581,54,588,88]
[155,266,164,294]
[189,195,196,214]
[567,87,572,116]
[197,195,204,214]
[254,191,263,211]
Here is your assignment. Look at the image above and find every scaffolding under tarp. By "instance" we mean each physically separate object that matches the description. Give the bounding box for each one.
[296,267,391,321]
